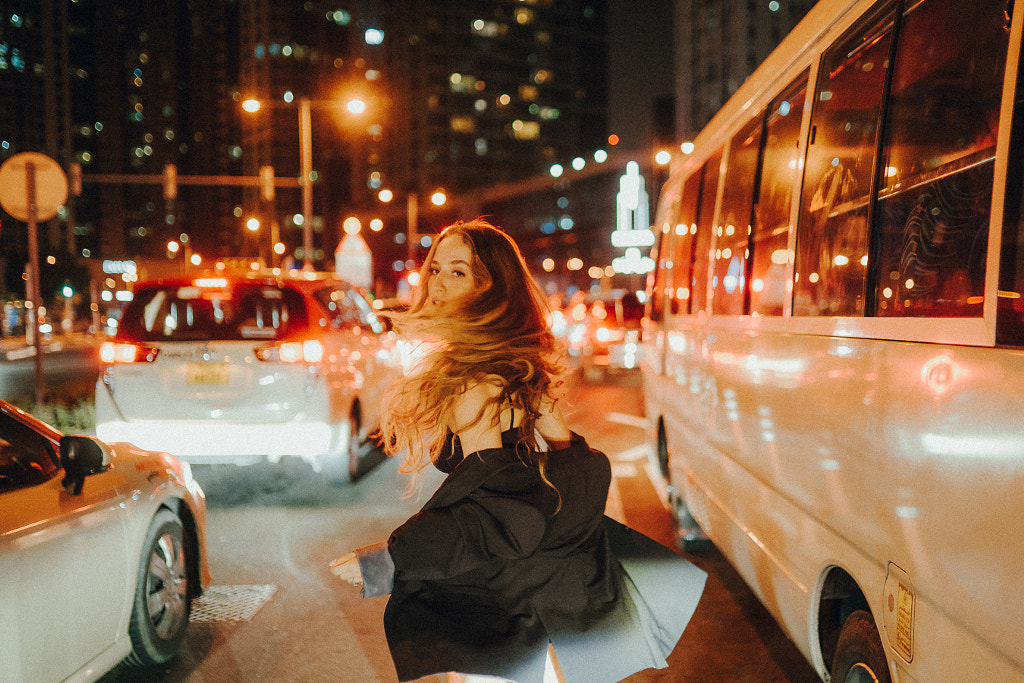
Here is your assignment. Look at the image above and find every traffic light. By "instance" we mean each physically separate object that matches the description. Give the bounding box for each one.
[163,163,177,200]
[259,165,275,201]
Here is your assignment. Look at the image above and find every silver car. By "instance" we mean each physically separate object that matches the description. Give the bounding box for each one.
[0,399,209,682]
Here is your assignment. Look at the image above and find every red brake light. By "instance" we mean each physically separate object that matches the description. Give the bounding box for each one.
[100,341,159,363]
[255,339,323,363]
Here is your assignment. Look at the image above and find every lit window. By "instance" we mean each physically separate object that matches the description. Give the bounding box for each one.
[450,116,475,133]
[512,120,540,140]
[450,73,478,93]
[471,19,504,37]
[519,85,539,100]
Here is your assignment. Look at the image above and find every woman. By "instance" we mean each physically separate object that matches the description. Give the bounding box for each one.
[331,220,705,683]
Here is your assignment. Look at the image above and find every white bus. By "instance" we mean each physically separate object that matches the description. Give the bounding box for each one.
[641,0,1024,681]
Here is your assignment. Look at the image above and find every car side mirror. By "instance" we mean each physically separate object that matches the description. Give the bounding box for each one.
[60,435,113,495]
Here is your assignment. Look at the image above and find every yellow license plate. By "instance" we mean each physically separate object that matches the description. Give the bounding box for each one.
[186,363,230,385]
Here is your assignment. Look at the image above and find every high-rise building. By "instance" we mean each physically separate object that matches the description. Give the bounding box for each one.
[1,1,812,301]
[0,0,93,295]
[674,0,816,139]
[375,1,608,200]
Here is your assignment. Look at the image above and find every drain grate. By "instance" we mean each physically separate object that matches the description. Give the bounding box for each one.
[190,584,278,623]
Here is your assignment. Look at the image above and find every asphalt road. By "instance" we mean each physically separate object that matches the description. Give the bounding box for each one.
[94,370,820,683]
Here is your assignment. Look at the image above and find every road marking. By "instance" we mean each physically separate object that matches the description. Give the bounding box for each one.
[604,411,649,430]
[612,443,649,462]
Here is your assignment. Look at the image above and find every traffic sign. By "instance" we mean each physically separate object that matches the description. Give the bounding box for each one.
[0,152,69,221]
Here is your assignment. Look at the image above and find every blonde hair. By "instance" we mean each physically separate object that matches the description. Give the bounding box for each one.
[377,219,567,478]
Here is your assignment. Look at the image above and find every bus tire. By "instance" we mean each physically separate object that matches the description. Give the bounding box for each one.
[831,610,891,683]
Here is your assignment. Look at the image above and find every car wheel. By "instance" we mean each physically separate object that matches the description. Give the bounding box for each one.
[321,409,360,485]
[126,508,191,666]
[831,610,892,683]
[347,408,363,481]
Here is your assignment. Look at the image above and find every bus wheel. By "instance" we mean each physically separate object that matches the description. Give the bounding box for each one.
[831,610,891,683]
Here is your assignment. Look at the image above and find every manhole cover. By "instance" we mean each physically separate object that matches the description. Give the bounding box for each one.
[190,584,278,623]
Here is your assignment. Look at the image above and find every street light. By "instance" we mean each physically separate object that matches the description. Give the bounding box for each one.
[405,189,447,260]
[242,95,366,271]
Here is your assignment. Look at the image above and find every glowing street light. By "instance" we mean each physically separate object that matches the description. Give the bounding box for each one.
[242,95,366,270]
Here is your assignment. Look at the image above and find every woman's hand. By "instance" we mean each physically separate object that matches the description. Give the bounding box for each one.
[535,396,571,447]
[329,552,364,587]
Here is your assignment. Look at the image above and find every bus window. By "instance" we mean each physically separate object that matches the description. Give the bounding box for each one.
[650,175,684,323]
[713,117,762,315]
[751,75,808,316]
[795,3,896,316]
[670,176,702,315]
[873,0,1008,317]
[692,151,722,315]
[649,225,671,322]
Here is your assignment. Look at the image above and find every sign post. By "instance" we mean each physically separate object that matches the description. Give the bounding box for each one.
[0,152,69,405]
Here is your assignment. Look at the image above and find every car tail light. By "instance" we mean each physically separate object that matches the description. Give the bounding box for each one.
[100,341,160,364]
[255,339,323,363]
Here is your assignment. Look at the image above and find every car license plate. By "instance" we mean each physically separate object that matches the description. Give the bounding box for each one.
[186,363,230,385]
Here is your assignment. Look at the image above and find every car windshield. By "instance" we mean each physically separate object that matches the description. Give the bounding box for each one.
[118,283,309,342]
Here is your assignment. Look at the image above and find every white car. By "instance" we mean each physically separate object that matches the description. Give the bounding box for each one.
[0,399,209,683]
[95,272,399,482]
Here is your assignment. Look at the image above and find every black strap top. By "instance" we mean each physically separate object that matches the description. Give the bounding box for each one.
[435,406,522,474]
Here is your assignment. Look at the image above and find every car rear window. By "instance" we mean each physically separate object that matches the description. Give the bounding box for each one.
[619,293,643,324]
[118,283,309,341]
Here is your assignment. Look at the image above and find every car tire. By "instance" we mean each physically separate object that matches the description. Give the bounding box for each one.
[126,508,191,666]
[321,410,360,485]
[831,610,892,683]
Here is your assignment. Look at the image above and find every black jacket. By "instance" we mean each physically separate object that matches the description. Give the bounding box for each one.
[357,432,706,683]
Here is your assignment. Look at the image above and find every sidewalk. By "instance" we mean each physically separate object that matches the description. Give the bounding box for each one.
[0,333,101,361]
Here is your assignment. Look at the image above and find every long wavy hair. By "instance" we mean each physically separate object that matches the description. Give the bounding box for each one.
[377,219,568,479]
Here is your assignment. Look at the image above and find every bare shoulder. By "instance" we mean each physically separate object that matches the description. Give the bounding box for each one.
[450,377,504,454]
[451,378,503,425]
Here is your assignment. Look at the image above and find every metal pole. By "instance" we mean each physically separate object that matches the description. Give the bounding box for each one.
[25,162,45,405]
[299,96,313,270]
[406,192,418,263]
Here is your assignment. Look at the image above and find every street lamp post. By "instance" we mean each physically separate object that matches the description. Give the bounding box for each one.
[244,95,365,272]
[298,96,314,270]
[405,189,447,261]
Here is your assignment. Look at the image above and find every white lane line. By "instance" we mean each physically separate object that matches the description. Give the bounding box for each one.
[604,412,649,430]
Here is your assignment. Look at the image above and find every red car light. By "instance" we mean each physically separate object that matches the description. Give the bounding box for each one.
[100,341,160,364]
[254,339,324,363]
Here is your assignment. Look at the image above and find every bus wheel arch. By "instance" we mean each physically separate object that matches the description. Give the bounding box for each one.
[817,567,891,683]
[656,416,670,479]
[658,417,713,553]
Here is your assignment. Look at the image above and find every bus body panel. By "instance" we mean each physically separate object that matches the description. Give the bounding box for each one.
[643,324,1024,679]
[645,0,1024,678]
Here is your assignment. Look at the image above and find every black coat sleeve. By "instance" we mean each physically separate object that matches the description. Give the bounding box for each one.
[387,491,547,582]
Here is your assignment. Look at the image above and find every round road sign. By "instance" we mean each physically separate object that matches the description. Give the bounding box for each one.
[0,152,69,222]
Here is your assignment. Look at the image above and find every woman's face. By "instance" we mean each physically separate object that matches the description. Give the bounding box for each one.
[427,235,481,312]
